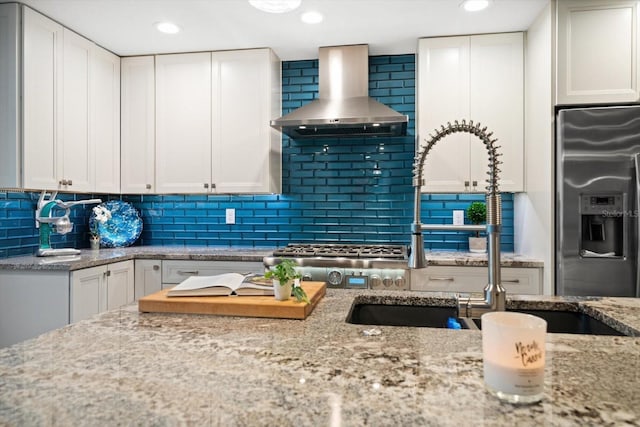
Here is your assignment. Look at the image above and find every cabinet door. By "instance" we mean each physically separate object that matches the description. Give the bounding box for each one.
[418,36,471,192]
[417,33,524,193]
[557,0,640,104]
[92,46,121,193]
[211,49,280,193]
[106,260,134,310]
[71,265,106,323]
[121,56,155,194]
[469,33,523,193]
[22,7,63,190]
[155,52,212,193]
[134,259,162,300]
[62,28,93,192]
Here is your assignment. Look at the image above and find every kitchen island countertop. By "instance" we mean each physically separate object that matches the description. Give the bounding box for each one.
[0,245,543,271]
[0,289,638,426]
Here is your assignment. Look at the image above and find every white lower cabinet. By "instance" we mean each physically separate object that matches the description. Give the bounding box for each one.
[0,270,69,348]
[411,266,542,295]
[71,260,134,322]
[134,259,162,300]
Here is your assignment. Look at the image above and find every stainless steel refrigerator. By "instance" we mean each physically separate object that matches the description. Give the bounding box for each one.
[556,105,640,297]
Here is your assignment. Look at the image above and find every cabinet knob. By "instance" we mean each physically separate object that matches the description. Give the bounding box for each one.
[204,183,209,189]
[67,179,73,186]
[472,180,477,189]
[146,184,152,190]
[211,183,216,189]
[59,179,68,186]
[153,265,160,271]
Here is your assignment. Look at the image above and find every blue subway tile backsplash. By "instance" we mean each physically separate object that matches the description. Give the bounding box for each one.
[0,54,514,258]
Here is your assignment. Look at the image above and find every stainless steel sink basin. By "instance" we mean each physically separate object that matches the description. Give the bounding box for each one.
[346,303,626,336]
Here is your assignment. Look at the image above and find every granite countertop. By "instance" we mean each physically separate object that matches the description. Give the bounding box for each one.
[0,289,638,426]
[0,246,544,271]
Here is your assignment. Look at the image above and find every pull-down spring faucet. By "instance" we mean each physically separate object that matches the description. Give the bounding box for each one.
[408,120,506,318]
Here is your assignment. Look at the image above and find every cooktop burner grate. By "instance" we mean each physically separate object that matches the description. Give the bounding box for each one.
[272,243,407,260]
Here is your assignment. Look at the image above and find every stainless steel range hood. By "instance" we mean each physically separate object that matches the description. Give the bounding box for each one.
[271,44,409,139]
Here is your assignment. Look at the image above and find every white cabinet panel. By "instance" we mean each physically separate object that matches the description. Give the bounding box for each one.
[557,0,640,104]
[0,270,69,348]
[155,52,212,193]
[121,56,155,194]
[418,33,524,193]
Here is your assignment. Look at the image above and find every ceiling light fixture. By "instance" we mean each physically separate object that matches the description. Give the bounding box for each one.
[301,11,323,24]
[155,21,180,34]
[461,0,490,12]
[249,0,301,14]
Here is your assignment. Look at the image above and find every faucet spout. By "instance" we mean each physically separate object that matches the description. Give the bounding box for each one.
[409,120,506,317]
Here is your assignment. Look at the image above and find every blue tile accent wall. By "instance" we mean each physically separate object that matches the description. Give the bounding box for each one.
[0,54,515,258]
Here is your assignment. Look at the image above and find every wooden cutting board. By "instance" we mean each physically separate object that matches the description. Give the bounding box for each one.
[138,281,326,320]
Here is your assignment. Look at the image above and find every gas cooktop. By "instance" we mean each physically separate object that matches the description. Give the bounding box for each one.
[271,243,407,260]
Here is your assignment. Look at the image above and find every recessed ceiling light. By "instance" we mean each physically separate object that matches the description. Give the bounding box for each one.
[155,22,180,34]
[461,0,490,12]
[301,11,323,24]
[249,0,301,14]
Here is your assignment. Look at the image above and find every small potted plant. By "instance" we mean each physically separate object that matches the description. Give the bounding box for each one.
[265,259,309,303]
[466,201,487,253]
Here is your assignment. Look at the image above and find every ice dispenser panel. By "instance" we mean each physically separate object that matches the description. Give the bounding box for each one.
[579,194,624,258]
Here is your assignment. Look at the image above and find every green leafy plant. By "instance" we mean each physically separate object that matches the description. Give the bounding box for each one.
[264,259,309,304]
[466,201,487,237]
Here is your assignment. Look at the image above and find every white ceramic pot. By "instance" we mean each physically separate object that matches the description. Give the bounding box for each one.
[469,236,487,253]
[273,279,292,301]
[90,236,100,251]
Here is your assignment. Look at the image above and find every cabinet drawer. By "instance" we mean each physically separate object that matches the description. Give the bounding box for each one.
[162,260,265,284]
[411,266,542,295]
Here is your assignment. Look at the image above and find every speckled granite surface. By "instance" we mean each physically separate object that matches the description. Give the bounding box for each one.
[0,246,543,271]
[0,289,638,426]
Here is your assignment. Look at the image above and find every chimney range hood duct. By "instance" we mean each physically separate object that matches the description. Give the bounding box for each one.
[271,44,409,139]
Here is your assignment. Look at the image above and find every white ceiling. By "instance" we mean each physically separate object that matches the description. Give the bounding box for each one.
[3,0,549,60]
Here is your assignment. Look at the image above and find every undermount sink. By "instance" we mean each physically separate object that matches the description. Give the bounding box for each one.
[346,303,626,336]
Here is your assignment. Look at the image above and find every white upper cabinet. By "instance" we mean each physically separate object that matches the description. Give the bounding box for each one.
[557,0,640,104]
[417,32,524,193]
[62,28,93,192]
[211,48,281,193]
[155,52,212,193]
[121,56,155,194]
[155,48,281,194]
[5,6,120,192]
[92,47,121,193]
[22,6,62,190]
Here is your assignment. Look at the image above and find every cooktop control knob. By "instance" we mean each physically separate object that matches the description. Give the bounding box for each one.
[382,276,393,287]
[327,269,343,286]
[394,276,406,289]
[370,274,382,289]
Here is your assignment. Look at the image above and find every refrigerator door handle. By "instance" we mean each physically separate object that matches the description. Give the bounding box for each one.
[635,154,640,297]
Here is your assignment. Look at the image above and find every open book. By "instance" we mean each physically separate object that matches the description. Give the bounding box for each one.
[166,273,274,297]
